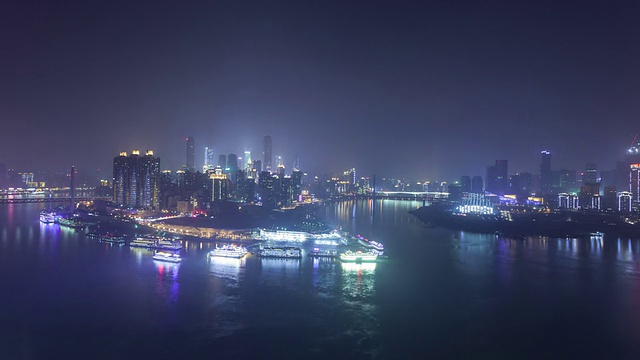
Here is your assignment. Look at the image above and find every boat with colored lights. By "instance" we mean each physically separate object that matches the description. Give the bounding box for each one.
[259,246,302,258]
[207,244,248,259]
[339,250,378,263]
[356,235,384,252]
[152,251,182,263]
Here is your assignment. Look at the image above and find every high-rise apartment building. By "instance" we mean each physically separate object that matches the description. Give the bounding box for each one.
[113,150,160,208]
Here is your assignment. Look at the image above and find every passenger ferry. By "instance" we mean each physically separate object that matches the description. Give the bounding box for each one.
[259,246,302,258]
[356,234,384,252]
[207,244,248,259]
[152,251,182,263]
[100,235,126,245]
[156,238,183,250]
[129,237,156,248]
[39,211,60,224]
[308,248,337,258]
[339,250,378,263]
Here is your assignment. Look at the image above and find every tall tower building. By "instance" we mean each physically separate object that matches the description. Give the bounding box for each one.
[218,154,227,169]
[540,151,552,194]
[244,151,252,171]
[203,147,215,172]
[263,135,272,171]
[210,166,228,202]
[227,153,238,183]
[186,136,195,172]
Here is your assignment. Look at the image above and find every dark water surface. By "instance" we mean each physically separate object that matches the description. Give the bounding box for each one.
[2,201,640,359]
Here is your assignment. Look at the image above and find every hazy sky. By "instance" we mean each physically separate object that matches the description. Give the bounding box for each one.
[3,0,640,180]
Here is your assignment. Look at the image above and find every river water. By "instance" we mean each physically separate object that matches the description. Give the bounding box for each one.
[2,200,640,359]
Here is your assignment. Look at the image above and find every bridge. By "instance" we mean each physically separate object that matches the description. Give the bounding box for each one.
[335,191,449,201]
[0,187,112,204]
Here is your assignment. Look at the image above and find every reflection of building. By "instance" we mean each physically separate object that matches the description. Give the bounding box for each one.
[113,150,160,208]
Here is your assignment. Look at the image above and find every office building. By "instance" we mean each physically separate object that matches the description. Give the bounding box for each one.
[203,147,215,172]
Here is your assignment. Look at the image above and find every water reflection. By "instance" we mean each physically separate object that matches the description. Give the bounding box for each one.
[341,262,376,300]
[208,256,246,287]
[154,261,180,306]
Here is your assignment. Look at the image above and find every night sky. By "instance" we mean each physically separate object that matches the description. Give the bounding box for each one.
[3,0,640,180]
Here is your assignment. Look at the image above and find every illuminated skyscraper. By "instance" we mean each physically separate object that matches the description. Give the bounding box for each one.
[203,147,215,172]
[540,151,552,194]
[263,135,272,171]
[210,166,228,202]
[186,136,195,172]
[244,151,252,171]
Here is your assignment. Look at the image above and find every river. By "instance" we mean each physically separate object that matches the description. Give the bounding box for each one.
[1,200,640,358]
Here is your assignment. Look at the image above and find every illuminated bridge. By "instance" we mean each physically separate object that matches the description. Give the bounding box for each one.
[339,191,449,201]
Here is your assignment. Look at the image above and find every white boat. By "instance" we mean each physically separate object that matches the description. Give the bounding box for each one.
[356,235,384,252]
[129,237,156,248]
[339,250,378,263]
[156,238,182,250]
[153,251,182,263]
[259,246,302,258]
[308,248,337,258]
[207,244,248,259]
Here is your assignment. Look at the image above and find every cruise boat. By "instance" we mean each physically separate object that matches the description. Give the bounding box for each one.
[152,251,182,263]
[100,235,126,245]
[339,250,378,263]
[129,237,156,248]
[259,246,302,258]
[207,244,248,259]
[156,238,183,250]
[58,217,84,228]
[356,235,384,252]
[308,248,337,258]
[39,211,60,224]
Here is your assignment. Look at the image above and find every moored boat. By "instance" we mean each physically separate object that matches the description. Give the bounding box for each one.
[259,246,302,258]
[207,244,248,259]
[339,250,378,263]
[152,251,182,263]
[308,248,337,258]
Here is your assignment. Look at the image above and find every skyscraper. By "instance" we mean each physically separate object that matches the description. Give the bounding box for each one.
[218,154,227,169]
[244,150,252,171]
[113,150,160,208]
[186,136,195,172]
[540,151,552,194]
[227,153,238,184]
[210,166,228,202]
[263,135,272,171]
[203,147,215,172]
